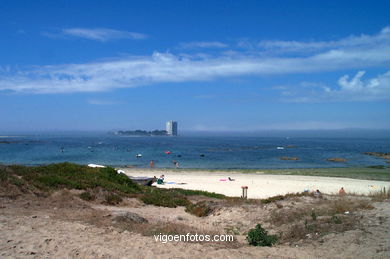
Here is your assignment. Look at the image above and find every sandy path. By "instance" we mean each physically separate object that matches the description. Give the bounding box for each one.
[121,169,389,198]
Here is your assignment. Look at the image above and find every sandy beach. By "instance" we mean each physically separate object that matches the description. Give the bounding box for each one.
[1,164,390,258]
[121,168,389,198]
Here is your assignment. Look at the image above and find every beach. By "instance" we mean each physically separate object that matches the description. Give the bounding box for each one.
[1,163,390,258]
[121,168,389,198]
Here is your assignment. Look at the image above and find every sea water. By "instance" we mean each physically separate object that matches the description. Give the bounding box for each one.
[0,133,389,169]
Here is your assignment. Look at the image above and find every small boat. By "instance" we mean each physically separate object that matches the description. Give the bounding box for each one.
[136,154,142,158]
[277,147,285,150]
[128,176,155,186]
[164,151,171,154]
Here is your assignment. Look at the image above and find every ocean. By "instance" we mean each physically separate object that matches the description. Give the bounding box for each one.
[0,133,389,169]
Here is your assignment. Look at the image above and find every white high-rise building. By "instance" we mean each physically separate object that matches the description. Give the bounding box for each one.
[166,121,178,136]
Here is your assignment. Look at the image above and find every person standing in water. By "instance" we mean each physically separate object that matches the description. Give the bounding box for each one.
[150,160,155,168]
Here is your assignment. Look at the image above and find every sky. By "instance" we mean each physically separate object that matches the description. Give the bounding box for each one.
[1,0,390,133]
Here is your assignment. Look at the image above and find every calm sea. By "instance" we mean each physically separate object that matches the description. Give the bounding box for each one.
[0,133,389,169]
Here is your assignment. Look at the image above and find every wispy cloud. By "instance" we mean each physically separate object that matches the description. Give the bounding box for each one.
[179,41,228,49]
[243,26,390,53]
[45,28,147,41]
[277,70,390,102]
[1,27,390,97]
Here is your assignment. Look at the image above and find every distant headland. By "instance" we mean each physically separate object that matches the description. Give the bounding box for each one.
[114,130,168,136]
[113,121,178,136]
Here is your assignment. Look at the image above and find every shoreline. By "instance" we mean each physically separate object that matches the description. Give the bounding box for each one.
[120,167,390,199]
[118,166,390,181]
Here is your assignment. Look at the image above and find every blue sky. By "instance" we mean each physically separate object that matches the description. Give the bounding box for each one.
[1,0,390,132]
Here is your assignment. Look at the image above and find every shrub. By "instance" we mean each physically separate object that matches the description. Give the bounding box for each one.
[7,163,141,194]
[185,201,212,217]
[105,193,123,205]
[311,210,317,221]
[170,188,226,199]
[246,224,278,246]
[140,189,190,208]
[79,191,95,201]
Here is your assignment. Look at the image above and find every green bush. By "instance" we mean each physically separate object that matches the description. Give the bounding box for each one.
[8,163,140,194]
[105,193,122,205]
[185,201,212,217]
[246,224,278,246]
[170,188,226,199]
[140,188,190,208]
[79,191,95,201]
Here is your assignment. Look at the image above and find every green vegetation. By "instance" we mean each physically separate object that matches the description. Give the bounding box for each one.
[140,188,190,208]
[0,163,225,217]
[246,224,278,246]
[269,197,374,242]
[260,192,312,204]
[167,188,226,199]
[7,163,141,194]
[105,193,123,205]
[115,129,168,136]
[79,191,95,201]
[185,201,213,217]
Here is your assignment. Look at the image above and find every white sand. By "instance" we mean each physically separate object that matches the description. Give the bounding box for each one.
[122,169,389,198]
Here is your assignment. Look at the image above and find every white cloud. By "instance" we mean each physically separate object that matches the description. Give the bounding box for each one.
[179,41,228,49]
[278,70,390,102]
[1,27,390,96]
[336,70,390,100]
[53,28,147,41]
[255,26,390,53]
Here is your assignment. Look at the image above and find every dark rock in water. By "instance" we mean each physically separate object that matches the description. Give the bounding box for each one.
[364,152,390,160]
[280,157,299,161]
[285,145,297,148]
[327,158,347,162]
[112,211,148,223]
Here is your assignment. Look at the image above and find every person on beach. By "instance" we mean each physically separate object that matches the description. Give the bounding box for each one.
[339,187,346,196]
[314,189,322,197]
[150,160,155,168]
[157,174,165,184]
[173,160,179,168]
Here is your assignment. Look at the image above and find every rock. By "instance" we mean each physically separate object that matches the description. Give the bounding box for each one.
[286,145,297,148]
[280,157,299,161]
[112,211,148,223]
[364,152,390,160]
[326,158,347,162]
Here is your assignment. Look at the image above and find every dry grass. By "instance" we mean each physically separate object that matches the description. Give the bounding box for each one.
[368,187,390,201]
[268,196,374,243]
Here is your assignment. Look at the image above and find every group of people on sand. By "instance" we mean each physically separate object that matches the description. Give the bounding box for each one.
[303,187,346,196]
